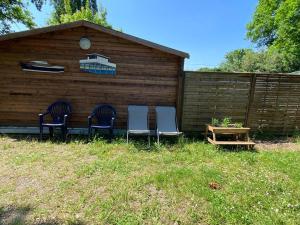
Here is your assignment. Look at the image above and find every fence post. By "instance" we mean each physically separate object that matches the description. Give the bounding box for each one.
[245,73,257,127]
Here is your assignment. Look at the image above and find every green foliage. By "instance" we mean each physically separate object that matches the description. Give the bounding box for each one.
[2,136,300,224]
[203,0,300,73]
[220,49,251,72]
[234,122,243,128]
[211,117,243,128]
[219,48,291,73]
[0,0,44,34]
[48,0,111,28]
[211,118,220,126]
[197,67,222,72]
[220,117,232,128]
[247,0,300,72]
[49,0,98,24]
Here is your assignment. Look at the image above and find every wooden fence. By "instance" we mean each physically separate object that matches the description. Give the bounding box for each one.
[181,72,300,134]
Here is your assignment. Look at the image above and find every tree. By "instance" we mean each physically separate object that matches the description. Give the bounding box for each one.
[48,0,111,28]
[247,0,300,71]
[219,49,252,72]
[218,48,289,73]
[0,0,44,34]
[197,67,222,72]
[49,0,98,24]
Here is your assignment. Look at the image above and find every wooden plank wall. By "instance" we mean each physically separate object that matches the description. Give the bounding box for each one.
[247,74,300,134]
[182,72,300,135]
[182,72,251,131]
[0,26,182,128]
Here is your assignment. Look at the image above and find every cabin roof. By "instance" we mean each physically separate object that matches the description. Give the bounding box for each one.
[0,20,189,58]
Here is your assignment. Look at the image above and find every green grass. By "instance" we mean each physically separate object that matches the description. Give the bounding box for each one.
[0,135,300,225]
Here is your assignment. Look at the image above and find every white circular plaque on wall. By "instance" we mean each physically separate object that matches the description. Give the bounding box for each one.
[79,37,91,50]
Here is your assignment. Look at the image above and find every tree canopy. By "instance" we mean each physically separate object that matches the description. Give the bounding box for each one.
[199,0,300,73]
[247,0,300,72]
[218,48,288,73]
[48,0,111,28]
[0,0,44,34]
[49,0,98,24]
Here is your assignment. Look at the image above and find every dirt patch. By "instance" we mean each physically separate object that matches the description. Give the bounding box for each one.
[128,185,208,225]
[255,140,300,151]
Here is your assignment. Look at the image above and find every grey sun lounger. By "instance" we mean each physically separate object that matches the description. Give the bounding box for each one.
[155,106,182,144]
[127,105,150,147]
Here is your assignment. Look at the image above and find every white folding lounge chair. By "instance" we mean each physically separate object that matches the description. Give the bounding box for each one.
[155,106,182,144]
[127,105,150,147]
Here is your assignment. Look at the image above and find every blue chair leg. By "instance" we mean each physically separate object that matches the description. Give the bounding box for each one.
[40,126,43,141]
[88,127,92,141]
[61,126,66,142]
[49,127,54,138]
[109,128,113,142]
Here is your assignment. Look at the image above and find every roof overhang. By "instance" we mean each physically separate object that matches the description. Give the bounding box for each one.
[0,20,189,58]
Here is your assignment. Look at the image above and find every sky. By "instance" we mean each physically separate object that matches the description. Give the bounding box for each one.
[16,0,258,70]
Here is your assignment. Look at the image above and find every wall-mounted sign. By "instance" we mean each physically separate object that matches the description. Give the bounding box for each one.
[20,61,64,73]
[79,37,91,50]
[79,54,116,75]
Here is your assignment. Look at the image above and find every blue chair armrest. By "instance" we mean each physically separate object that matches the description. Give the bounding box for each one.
[88,113,95,127]
[39,112,49,124]
[111,117,115,127]
[63,114,69,126]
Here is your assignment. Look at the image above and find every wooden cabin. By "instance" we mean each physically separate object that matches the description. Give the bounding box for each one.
[0,20,189,129]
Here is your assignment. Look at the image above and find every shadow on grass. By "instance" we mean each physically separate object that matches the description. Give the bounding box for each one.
[127,135,188,152]
[0,205,85,225]
[0,134,88,144]
[1,133,259,153]
[213,145,258,153]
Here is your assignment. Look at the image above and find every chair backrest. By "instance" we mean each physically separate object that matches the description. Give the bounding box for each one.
[127,105,149,131]
[47,101,72,123]
[93,104,116,126]
[155,106,178,132]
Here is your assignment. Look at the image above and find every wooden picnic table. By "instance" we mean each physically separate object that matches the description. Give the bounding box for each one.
[205,124,255,149]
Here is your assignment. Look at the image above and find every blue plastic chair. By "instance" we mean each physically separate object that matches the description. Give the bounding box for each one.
[88,104,116,141]
[39,101,72,141]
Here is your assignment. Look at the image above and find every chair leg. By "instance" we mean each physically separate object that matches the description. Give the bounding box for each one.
[109,128,113,142]
[157,133,160,145]
[127,131,129,144]
[88,127,92,141]
[49,127,54,138]
[39,126,43,141]
[65,127,68,142]
[62,126,66,142]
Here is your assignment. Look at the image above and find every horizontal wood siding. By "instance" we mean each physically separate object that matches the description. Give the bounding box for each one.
[247,74,300,134]
[182,72,251,132]
[182,72,300,135]
[0,27,181,128]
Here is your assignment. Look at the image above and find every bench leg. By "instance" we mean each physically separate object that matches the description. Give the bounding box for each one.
[246,132,250,150]
[212,132,216,142]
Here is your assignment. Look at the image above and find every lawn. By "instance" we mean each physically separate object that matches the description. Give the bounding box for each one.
[0,135,300,225]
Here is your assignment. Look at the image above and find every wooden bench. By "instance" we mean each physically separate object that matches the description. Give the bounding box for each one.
[205,124,255,149]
